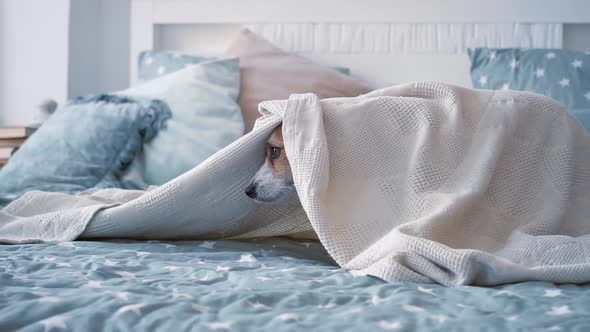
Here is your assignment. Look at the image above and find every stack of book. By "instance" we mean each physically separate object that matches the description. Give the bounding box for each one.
[0,127,36,167]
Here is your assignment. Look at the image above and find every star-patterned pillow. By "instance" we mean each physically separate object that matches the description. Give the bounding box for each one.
[138,50,352,82]
[138,51,213,82]
[468,48,590,110]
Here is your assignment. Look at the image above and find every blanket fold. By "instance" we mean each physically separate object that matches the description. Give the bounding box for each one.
[2,82,590,286]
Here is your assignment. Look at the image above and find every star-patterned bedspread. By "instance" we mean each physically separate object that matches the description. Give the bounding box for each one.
[1,238,589,331]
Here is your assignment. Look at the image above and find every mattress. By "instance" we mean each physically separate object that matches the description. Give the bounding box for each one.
[1,238,589,331]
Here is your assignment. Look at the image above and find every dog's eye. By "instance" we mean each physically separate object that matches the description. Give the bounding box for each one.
[270,147,281,159]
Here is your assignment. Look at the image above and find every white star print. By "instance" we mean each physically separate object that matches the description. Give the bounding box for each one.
[38,296,60,303]
[238,254,256,263]
[83,280,102,288]
[417,286,436,296]
[248,301,271,310]
[200,241,216,249]
[403,304,425,313]
[207,321,233,330]
[535,68,545,78]
[489,51,496,60]
[369,295,386,305]
[115,271,136,280]
[276,313,299,321]
[479,75,488,86]
[547,305,571,316]
[430,314,450,323]
[104,259,118,266]
[510,58,518,70]
[256,276,271,281]
[40,315,68,332]
[115,304,146,316]
[559,78,570,87]
[544,289,563,297]
[172,292,193,300]
[572,59,583,68]
[192,304,209,313]
[378,320,401,330]
[164,265,180,271]
[494,290,522,298]
[216,265,230,272]
[546,52,556,59]
[112,291,130,301]
[584,92,590,100]
[501,83,510,90]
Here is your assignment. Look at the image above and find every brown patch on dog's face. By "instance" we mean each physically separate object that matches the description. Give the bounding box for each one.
[267,125,292,176]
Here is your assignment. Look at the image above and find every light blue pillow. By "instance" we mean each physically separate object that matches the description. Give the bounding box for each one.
[121,57,244,185]
[468,48,590,132]
[139,50,351,80]
[0,95,171,206]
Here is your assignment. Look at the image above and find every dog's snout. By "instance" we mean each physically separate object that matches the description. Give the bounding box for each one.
[245,183,257,198]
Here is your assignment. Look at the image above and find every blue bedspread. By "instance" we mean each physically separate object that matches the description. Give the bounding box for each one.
[1,238,589,331]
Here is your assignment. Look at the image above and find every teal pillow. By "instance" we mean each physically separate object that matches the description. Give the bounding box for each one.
[138,50,213,81]
[468,48,590,132]
[139,50,351,80]
[468,48,590,109]
[0,95,171,206]
[121,58,244,185]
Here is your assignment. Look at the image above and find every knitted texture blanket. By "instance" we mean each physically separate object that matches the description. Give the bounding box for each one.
[2,82,590,286]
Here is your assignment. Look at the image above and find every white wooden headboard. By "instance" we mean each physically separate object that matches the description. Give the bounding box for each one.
[130,0,590,88]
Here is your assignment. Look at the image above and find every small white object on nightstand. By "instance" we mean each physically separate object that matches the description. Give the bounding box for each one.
[31,99,58,127]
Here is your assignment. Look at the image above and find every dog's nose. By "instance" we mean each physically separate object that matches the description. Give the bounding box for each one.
[245,183,257,198]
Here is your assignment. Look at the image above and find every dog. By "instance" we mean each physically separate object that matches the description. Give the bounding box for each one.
[245,125,296,203]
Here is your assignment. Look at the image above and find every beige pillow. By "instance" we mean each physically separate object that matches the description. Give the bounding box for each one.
[225,29,372,133]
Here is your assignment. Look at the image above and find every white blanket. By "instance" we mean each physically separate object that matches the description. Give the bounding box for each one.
[2,82,590,286]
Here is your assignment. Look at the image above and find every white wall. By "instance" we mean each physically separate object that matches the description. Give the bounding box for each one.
[0,0,71,125]
[0,0,130,126]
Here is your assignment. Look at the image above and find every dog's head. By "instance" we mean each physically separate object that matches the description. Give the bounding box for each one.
[245,125,295,203]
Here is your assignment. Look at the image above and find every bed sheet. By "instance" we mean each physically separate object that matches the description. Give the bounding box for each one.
[1,238,589,331]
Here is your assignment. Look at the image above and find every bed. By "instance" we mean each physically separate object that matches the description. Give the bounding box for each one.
[2,0,590,331]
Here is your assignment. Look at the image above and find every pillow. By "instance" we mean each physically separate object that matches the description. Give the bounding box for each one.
[0,95,171,206]
[119,58,244,185]
[468,48,590,110]
[570,109,590,134]
[224,29,372,132]
[138,50,213,81]
[138,50,352,82]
